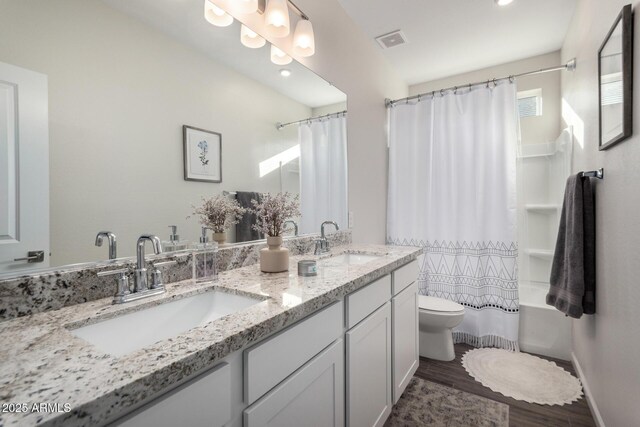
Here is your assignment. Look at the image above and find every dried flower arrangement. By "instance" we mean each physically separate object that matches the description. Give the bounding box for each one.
[191,195,246,233]
[250,192,301,237]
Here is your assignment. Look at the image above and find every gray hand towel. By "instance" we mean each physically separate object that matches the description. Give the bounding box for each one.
[235,192,264,243]
[546,173,596,318]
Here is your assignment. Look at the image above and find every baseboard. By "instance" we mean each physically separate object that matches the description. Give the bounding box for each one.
[571,352,605,427]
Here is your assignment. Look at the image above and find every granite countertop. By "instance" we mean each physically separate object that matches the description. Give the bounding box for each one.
[0,244,421,427]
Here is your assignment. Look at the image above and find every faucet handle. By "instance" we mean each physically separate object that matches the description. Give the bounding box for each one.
[150,260,177,289]
[97,269,131,304]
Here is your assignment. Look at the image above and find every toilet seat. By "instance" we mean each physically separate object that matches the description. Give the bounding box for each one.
[419,295,464,313]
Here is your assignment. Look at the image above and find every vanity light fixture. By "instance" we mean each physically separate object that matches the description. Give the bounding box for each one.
[495,0,514,6]
[292,19,315,57]
[280,68,291,77]
[204,0,234,27]
[264,0,290,38]
[241,24,266,48]
[234,0,259,14]
[271,45,292,65]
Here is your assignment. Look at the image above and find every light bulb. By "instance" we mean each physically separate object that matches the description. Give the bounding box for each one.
[293,19,315,57]
[204,1,233,27]
[234,0,258,14]
[264,0,290,38]
[271,45,292,65]
[495,0,514,6]
[241,25,266,48]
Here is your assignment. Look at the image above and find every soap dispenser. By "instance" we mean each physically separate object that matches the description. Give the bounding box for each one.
[163,225,190,252]
[193,226,218,283]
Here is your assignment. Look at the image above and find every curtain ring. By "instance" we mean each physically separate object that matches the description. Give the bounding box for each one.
[468,83,472,91]
[418,94,422,102]
[492,78,497,88]
[431,91,435,98]
[486,80,490,88]
[453,86,458,94]
[440,89,445,96]
[509,75,515,83]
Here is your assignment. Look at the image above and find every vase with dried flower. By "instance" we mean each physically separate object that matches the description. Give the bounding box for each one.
[191,195,246,245]
[250,192,300,272]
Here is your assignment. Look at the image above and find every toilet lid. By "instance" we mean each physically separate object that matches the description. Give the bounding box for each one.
[418,295,464,313]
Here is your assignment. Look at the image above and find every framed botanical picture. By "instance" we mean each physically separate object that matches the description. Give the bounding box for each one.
[183,125,222,183]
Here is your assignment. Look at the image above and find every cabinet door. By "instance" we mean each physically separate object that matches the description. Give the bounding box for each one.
[392,281,419,403]
[244,339,345,427]
[346,302,392,427]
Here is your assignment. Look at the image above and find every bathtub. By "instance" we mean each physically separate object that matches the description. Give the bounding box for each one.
[518,282,572,360]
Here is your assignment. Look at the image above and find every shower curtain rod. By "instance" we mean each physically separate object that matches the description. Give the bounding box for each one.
[385,58,576,108]
[276,110,347,130]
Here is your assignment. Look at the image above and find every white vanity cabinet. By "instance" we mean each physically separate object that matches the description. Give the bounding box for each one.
[111,260,419,427]
[345,260,419,426]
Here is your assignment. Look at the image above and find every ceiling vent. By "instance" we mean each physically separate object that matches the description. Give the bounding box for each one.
[375,30,408,49]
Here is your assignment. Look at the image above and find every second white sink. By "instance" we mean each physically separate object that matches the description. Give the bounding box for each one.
[70,290,263,357]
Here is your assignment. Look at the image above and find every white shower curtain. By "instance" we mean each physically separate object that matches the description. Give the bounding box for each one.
[387,82,520,350]
[299,116,348,235]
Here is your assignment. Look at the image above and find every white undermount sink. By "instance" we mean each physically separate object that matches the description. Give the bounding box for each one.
[321,253,382,266]
[70,290,263,357]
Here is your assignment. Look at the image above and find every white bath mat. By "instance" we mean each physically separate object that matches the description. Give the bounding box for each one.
[461,348,583,405]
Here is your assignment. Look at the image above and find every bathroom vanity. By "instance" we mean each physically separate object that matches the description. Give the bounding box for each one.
[0,244,421,427]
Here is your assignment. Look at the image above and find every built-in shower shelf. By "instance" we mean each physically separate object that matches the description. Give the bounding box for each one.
[526,249,554,261]
[525,204,559,214]
[517,153,556,159]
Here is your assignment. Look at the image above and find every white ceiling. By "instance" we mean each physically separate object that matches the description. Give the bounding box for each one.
[100,0,346,108]
[338,0,578,85]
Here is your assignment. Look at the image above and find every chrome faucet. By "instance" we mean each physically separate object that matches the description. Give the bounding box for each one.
[135,234,163,292]
[284,220,298,236]
[199,226,214,244]
[95,231,117,260]
[315,221,339,255]
[98,234,169,304]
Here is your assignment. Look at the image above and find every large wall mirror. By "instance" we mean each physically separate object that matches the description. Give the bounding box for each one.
[598,4,633,150]
[0,0,347,276]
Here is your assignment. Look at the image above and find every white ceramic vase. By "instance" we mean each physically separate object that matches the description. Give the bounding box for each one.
[260,235,289,273]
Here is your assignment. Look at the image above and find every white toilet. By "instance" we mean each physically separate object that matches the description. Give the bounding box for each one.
[418,295,465,361]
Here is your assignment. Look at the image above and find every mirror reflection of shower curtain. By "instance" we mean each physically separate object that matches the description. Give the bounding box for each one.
[298,116,348,235]
[387,82,520,351]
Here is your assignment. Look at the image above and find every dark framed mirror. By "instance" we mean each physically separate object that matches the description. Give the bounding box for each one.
[598,4,634,150]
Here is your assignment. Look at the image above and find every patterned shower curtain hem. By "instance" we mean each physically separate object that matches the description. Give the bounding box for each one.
[453,332,520,352]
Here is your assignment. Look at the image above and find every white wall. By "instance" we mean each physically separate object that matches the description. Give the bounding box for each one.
[215,0,408,243]
[0,0,312,265]
[561,1,640,426]
[410,51,562,145]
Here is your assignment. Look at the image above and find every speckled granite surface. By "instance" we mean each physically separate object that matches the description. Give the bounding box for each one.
[0,231,351,321]
[0,243,420,427]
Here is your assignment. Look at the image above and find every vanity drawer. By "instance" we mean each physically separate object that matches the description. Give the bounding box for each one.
[392,260,419,295]
[244,300,343,405]
[346,275,391,329]
[114,362,231,427]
